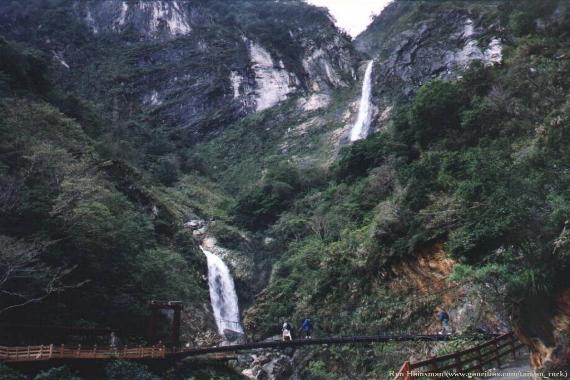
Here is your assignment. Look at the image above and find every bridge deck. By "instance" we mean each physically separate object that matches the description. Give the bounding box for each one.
[0,334,465,363]
[0,345,166,362]
[170,334,455,357]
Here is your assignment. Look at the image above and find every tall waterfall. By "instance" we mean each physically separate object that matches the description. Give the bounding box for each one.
[200,246,244,336]
[350,60,374,142]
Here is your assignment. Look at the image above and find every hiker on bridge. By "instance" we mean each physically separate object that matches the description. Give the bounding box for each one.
[109,331,119,350]
[282,320,292,341]
[436,308,452,335]
[301,318,313,339]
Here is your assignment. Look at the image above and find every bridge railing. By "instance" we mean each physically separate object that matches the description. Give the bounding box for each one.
[393,332,526,379]
[394,361,411,380]
[0,344,166,362]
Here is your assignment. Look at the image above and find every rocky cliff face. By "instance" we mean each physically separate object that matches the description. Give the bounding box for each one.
[76,0,193,39]
[355,1,503,97]
[516,290,570,372]
[0,0,357,141]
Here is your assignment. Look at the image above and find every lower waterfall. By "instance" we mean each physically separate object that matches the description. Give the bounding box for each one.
[200,246,244,337]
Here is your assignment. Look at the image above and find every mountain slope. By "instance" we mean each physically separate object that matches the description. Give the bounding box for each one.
[0,1,569,379]
[0,36,222,345]
[240,1,570,377]
[0,0,357,141]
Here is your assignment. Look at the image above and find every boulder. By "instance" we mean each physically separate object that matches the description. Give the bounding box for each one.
[261,355,293,380]
[184,219,205,230]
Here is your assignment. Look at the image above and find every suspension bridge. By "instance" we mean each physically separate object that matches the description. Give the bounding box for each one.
[0,332,529,380]
[0,332,492,363]
[0,296,528,377]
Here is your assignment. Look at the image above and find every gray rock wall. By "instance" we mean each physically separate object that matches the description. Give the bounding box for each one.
[0,0,358,142]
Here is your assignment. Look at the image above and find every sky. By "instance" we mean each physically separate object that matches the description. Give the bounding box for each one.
[306,0,393,37]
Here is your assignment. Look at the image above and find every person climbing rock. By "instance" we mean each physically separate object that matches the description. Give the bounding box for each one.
[301,318,313,339]
[436,308,451,335]
[282,320,292,341]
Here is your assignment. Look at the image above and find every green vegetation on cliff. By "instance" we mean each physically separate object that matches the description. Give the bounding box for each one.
[235,3,570,376]
[1,0,570,379]
[0,37,212,342]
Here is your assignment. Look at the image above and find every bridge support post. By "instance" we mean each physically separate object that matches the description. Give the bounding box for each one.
[172,305,182,349]
[147,300,183,348]
[476,348,483,371]
[510,334,517,360]
[454,353,462,373]
[147,308,159,344]
[494,340,501,368]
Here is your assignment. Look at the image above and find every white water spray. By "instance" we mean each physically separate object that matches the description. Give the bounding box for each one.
[200,246,244,336]
[350,60,374,142]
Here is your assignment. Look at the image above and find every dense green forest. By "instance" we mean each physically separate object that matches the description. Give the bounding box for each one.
[212,0,570,329]
[0,35,212,336]
[0,0,569,379]
[0,33,247,379]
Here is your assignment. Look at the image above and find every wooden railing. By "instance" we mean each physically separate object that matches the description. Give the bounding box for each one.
[0,344,166,362]
[394,361,411,380]
[393,332,526,379]
[0,333,501,364]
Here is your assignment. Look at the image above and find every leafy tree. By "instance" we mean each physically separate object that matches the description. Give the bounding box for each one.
[33,366,83,380]
[152,156,180,186]
[0,364,24,380]
[333,134,389,182]
[233,162,303,230]
[0,236,83,315]
[104,361,160,380]
[508,11,536,36]
[233,181,295,230]
[0,37,49,95]
[409,80,468,149]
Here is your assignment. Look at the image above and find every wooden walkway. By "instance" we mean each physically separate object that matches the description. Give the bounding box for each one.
[394,332,528,379]
[0,345,166,362]
[0,334,472,363]
[169,333,461,358]
[2,333,520,366]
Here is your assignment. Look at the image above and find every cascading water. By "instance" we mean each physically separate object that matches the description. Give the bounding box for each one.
[350,60,374,142]
[200,246,244,336]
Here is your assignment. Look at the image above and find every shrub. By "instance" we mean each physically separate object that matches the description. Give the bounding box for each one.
[208,222,243,249]
[233,181,295,230]
[233,162,304,230]
[33,366,83,380]
[509,11,536,36]
[409,80,468,149]
[105,361,160,380]
[333,134,389,182]
[152,156,180,186]
[0,365,24,380]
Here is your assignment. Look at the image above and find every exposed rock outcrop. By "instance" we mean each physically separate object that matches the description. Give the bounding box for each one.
[516,289,570,372]
[388,243,510,336]
[76,0,192,39]
[247,40,300,112]
[355,3,503,97]
[0,0,358,142]
[242,351,294,380]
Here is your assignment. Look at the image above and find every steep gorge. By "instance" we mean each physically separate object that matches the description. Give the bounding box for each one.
[0,0,569,379]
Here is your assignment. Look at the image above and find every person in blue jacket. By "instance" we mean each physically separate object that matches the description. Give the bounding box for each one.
[436,308,451,335]
[301,318,313,339]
